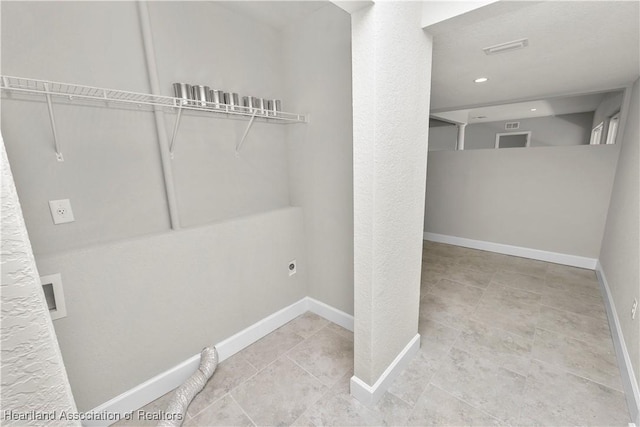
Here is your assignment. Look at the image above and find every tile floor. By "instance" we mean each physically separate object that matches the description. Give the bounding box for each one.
[116,242,630,426]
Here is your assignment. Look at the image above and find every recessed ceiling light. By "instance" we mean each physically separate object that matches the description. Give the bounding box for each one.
[530,108,537,111]
[474,77,488,83]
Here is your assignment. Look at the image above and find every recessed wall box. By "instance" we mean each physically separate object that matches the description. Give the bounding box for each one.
[40,273,67,320]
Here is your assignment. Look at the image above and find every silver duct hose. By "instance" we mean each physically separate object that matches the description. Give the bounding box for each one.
[158,346,218,427]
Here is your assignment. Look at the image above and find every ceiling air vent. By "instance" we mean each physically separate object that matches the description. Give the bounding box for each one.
[505,122,520,130]
[483,38,528,55]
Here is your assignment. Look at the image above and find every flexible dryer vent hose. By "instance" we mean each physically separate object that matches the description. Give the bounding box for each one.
[157,346,218,427]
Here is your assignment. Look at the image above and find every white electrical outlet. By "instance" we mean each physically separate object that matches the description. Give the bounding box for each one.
[288,260,297,277]
[632,298,638,320]
[49,199,75,225]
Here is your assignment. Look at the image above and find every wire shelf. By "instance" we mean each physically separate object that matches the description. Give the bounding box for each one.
[0,75,307,123]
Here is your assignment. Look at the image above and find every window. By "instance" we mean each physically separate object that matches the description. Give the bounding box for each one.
[590,122,604,145]
[495,131,531,148]
[605,112,620,145]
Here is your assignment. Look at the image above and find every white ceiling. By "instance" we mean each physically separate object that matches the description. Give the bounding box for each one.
[216,1,328,30]
[427,1,640,112]
[433,90,619,124]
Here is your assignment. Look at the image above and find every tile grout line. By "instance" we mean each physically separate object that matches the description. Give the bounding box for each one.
[186,362,261,420]
[435,274,494,292]
[423,278,488,313]
[386,388,418,410]
[386,339,452,410]
[534,324,618,352]
[448,344,529,379]
[187,318,317,421]
[194,317,334,425]
[280,352,353,422]
[422,245,627,423]
[283,352,338,391]
[430,382,507,424]
[537,301,608,322]
[514,362,535,424]
[229,393,258,427]
[529,356,626,394]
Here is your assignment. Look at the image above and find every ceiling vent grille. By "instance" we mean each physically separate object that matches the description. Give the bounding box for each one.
[505,122,520,130]
[483,38,529,55]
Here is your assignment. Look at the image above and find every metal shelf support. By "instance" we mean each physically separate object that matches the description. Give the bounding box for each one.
[236,110,258,154]
[0,75,307,160]
[169,105,183,159]
[43,83,64,162]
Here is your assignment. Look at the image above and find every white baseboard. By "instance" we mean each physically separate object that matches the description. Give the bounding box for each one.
[84,297,353,427]
[306,296,354,332]
[596,261,640,425]
[350,334,420,407]
[215,298,309,361]
[424,232,597,269]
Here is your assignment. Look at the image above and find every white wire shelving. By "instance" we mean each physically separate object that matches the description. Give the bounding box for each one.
[0,75,307,161]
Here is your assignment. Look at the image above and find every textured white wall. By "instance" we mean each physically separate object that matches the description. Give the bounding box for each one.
[599,78,640,398]
[283,4,354,315]
[425,145,620,257]
[352,2,432,385]
[1,138,79,425]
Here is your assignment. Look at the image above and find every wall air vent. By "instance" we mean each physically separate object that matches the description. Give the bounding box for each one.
[483,38,528,55]
[505,122,520,130]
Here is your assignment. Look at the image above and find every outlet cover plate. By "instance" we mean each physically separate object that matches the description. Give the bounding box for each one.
[288,259,297,276]
[49,199,75,224]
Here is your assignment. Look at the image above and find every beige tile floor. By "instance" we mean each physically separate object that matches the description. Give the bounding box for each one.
[116,242,631,426]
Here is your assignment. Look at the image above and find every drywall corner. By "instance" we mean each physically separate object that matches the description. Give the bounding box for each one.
[596,262,640,425]
[283,3,354,315]
[598,77,640,424]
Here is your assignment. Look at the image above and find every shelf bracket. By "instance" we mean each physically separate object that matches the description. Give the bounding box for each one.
[169,105,183,159]
[43,83,64,162]
[236,110,258,154]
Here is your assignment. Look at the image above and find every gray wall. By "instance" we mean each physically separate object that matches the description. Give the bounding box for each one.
[599,79,639,410]
[428,124,457,151]
[1,139,79,425]
[465,112,594,150]
[425,145,619,258]
[36,207,307,411]
[1,2,311,410]
[1,1,290,255]
[149,2,290,228]
[283,4,354,315]
[1,1,166,255]
[593,91,624,144]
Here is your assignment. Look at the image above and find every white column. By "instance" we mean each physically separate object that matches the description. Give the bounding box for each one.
[350,1,432,406]
[1,138,79,421]
[457,123,467,150]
